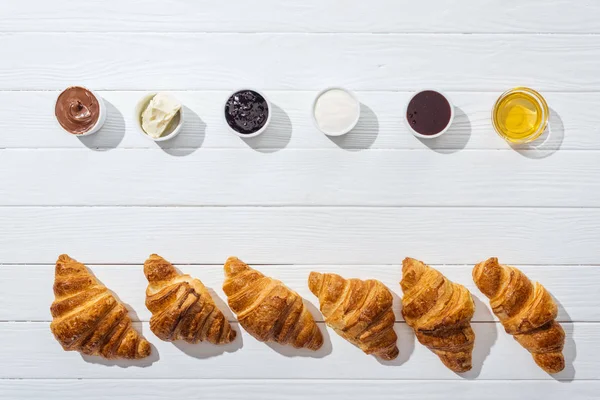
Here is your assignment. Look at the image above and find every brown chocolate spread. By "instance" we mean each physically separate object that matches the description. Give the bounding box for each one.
[55,87,100,134]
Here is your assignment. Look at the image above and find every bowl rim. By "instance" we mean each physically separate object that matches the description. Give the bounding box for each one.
[311,86,361,136]
[403,89,455,139]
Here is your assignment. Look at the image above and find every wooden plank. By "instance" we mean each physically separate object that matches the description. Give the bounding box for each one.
[0,321,585,380]
[1,149,598,207]
[0,264,595,322]
[1,379,597,400]
[2,90,587,151]
[3,0,599,33]
[0,207,598,265]
[2,34,600,90]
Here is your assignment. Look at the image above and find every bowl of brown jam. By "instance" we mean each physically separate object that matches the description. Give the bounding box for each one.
[404,90,454,139]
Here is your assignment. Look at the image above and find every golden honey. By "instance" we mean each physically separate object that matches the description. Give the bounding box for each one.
[492,87,549,144]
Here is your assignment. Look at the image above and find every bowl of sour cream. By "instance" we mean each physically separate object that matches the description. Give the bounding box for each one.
[312,87,361,136]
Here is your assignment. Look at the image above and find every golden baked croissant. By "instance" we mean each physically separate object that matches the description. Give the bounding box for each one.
[50,254,151,359]
[223,257,323,350]
[144,254,236,344]
[401,257,475,372]
[308,272,399,360]
[473,257,565,373]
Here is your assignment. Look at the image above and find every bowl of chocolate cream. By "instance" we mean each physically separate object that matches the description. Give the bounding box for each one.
[55,86,106,136]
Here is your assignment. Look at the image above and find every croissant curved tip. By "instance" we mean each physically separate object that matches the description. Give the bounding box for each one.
[144,254,177,282]
[379,346,400,361]
[136,339,152,359]
[224,256,250,277]
[307,272,323,296]
[533,352,565,374]
[402,257,423,271]
[472,257,504,298]
[57,254,74,263]
[305,328,324,351]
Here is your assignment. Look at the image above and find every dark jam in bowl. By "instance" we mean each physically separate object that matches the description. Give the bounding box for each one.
[225,90,269,135]
[406,90,452,136]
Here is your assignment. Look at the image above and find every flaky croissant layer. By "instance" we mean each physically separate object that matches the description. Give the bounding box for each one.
[309,271,399,360]
[473,258,565,374]
[223,257,323,350]
[50,254,151,360]
[401,257,475,373]
[144,254,236,344]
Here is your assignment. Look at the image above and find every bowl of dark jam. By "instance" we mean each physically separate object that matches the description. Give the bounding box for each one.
[224,89,271,138]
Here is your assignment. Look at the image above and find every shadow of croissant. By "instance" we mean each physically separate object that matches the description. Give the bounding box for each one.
[552,296,577,382]
[173,330,244,359]
[376,290,415,366]
[459,295,498,380]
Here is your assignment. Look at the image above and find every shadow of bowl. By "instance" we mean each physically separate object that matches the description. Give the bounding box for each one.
[158,106,206,156]
[242,104,292,153]
[78,100,125,151]
[513,107,565,159]
[417,106,472,154]
[327,103,379,151]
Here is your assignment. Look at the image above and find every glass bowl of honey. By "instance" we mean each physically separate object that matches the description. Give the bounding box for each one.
[492,87,549,144]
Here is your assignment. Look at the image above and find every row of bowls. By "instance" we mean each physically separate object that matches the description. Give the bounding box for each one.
[56,86,549,144]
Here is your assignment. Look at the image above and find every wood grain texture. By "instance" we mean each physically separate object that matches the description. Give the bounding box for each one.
[3,0,600,33]
[2,90,586,150]
[2,149,598,207]
[0,207,598,265]
[0,321,585,380]
[0,264,594,322]
[3,0,599,395]
[1,379,598,400]
[2,34,600,90]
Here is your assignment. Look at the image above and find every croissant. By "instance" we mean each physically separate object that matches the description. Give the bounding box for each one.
[308,272,399,360]
[50,254,151,359]
[223,257,323,350]
[144,254,236,344]
[401,257,475,372]
[473,257,565,373]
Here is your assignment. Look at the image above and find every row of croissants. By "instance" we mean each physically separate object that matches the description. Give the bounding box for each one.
[50,254,565,374]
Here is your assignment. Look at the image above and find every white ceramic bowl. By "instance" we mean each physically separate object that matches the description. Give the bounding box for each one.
[55,87,107,136]
[404,89,455,139]
[135,92,184,142]
[311,87,360,136]
[223,89,272,138]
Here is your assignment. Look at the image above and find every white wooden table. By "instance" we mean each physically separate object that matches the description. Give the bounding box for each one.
[1,1,599,398]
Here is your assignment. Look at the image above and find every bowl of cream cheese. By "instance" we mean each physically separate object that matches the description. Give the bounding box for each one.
[135,92,184,141]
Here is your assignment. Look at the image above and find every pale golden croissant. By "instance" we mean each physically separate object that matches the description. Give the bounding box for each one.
[308,272,399,360]
[473,257,565,373]
[50,254,151,359]
[223,257,323,350]
[144,254,236,344]
[401,257,475,372]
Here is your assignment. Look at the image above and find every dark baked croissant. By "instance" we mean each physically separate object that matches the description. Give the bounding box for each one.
[144,254,236,344]
[401,257,475,372]
[308,271,399,360]
[223,257,323,350]
[473,257,565,373]
[50,254,151,359]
